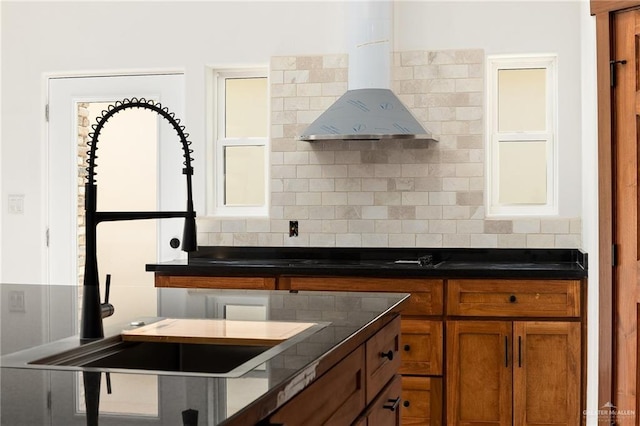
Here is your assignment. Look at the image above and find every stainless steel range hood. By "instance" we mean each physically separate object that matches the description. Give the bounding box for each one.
[298,1,436,142]
[298,88,434,141]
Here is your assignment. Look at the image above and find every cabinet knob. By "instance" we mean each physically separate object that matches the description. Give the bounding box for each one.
[383,397,401,411]
[509,294,517,303]
[403,400,410,408]
[380,350,394,361]
[403,344,411,352]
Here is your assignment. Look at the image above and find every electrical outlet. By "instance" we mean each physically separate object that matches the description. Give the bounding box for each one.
[289,220,298,237]
[9,290,25,313]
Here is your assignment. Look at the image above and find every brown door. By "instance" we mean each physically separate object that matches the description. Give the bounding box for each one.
[612,8,640,417]
[512,322,581,426]
[446,321,512,426]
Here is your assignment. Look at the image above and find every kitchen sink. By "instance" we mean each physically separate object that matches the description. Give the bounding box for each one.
[12,320,329,378]
[29,336,271,376]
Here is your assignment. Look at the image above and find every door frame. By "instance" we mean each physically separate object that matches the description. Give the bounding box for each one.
[44,71,185,287]
[591,0,640,418]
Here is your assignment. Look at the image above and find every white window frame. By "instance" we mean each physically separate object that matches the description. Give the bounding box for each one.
[207,68,269,217]
[485,54,558,217]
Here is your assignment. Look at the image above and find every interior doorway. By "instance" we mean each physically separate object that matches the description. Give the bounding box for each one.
[47,74,185,326]
[47,74,185,419]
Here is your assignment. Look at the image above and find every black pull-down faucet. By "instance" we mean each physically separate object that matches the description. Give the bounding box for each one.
[81,98,197,340]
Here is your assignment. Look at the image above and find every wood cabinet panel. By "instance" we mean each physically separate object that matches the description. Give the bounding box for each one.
[267,346,366,426]
[154,275,276,289]
[447,320,581,426]
[399,319,443,376]
[447,279,580,317]
[446,321,513,426]
[363,374,402,426]
[513,322,581,426]
[401,376,442,426]
[366,316,401,404]
[285,277,444,315]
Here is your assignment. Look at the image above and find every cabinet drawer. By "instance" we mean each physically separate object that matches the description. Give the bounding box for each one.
[284,277,444,316]
[268,346,366,425]
[154,275,276,290]
[362,374,402,426]
[401,376,442,426]
[447,279,580,317]
[366,316,401,404]
[399,320,443,376]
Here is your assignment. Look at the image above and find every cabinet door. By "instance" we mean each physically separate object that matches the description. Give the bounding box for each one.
[446,321,512,426]
[400,319,443,376]
[513,322,580,426]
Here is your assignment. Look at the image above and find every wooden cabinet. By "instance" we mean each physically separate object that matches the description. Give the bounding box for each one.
[155,275,276,289]
[267,345,366,425]
[447,279,580,317]
[154,272,585,425]
[359,375,403,426]
[512,321,581,426]
[446,278,582,426]
[266,316,401,426]
[283,276,444,316]
[284,276,444,425]
[400,319,443,376]
[446,321,513,426]
[447,320,580,426]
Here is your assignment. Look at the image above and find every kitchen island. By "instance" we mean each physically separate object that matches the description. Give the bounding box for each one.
[0,284,409,425]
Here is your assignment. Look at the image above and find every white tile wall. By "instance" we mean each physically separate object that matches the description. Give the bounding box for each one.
[197,49,581,248]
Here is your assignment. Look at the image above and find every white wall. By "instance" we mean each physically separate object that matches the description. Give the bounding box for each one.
[0,1,348,283]
[2,0,586,282]
[396,0,583,219]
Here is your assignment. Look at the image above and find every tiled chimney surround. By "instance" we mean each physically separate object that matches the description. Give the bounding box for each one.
[198,49,581,249]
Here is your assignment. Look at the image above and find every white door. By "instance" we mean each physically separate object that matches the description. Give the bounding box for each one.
[47,74,186,326]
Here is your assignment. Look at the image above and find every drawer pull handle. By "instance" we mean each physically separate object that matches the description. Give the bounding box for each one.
[403,344,411,352]
[381,350,394,361]
[383,397,401,411]
[509,294,517,303]
[403,400,410,408]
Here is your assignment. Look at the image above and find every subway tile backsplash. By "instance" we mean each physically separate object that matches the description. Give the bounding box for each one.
[198,49,581,249]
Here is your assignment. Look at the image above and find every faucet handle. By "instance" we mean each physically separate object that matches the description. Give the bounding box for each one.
[104,274,111,304]
[100,274,114,319]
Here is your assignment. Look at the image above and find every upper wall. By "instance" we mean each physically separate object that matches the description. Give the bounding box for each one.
[1,1,586,283]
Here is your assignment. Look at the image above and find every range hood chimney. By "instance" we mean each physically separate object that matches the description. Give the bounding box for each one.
[299,1,436,142]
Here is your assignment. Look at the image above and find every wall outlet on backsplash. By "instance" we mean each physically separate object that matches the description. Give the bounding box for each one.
[289,221,299,237]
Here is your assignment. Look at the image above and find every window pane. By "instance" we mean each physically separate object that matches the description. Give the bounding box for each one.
[498,141,547,204]
[224,146,265,206]
[498,68,546,132]
[225,78,268,138]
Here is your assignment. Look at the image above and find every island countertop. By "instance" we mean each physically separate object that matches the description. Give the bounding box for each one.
[0,284,409,425]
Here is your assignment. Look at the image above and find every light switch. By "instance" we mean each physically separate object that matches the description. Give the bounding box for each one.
[8,194,24,214]
[9,290,25,312]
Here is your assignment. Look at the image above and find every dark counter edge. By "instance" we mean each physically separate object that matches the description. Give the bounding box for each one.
[147,247,588,279]
[223,293,410,426]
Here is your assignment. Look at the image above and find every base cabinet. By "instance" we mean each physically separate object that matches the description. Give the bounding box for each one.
[155,273,585,425]
[265,316,401,426]
[446,320,581,426]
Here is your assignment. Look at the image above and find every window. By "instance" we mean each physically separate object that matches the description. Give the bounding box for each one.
[208,69,269,216]
[486,55,557,216]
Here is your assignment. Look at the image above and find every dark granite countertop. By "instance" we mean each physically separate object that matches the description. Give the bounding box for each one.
[147,247,588,279]
[1,284,408,425]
